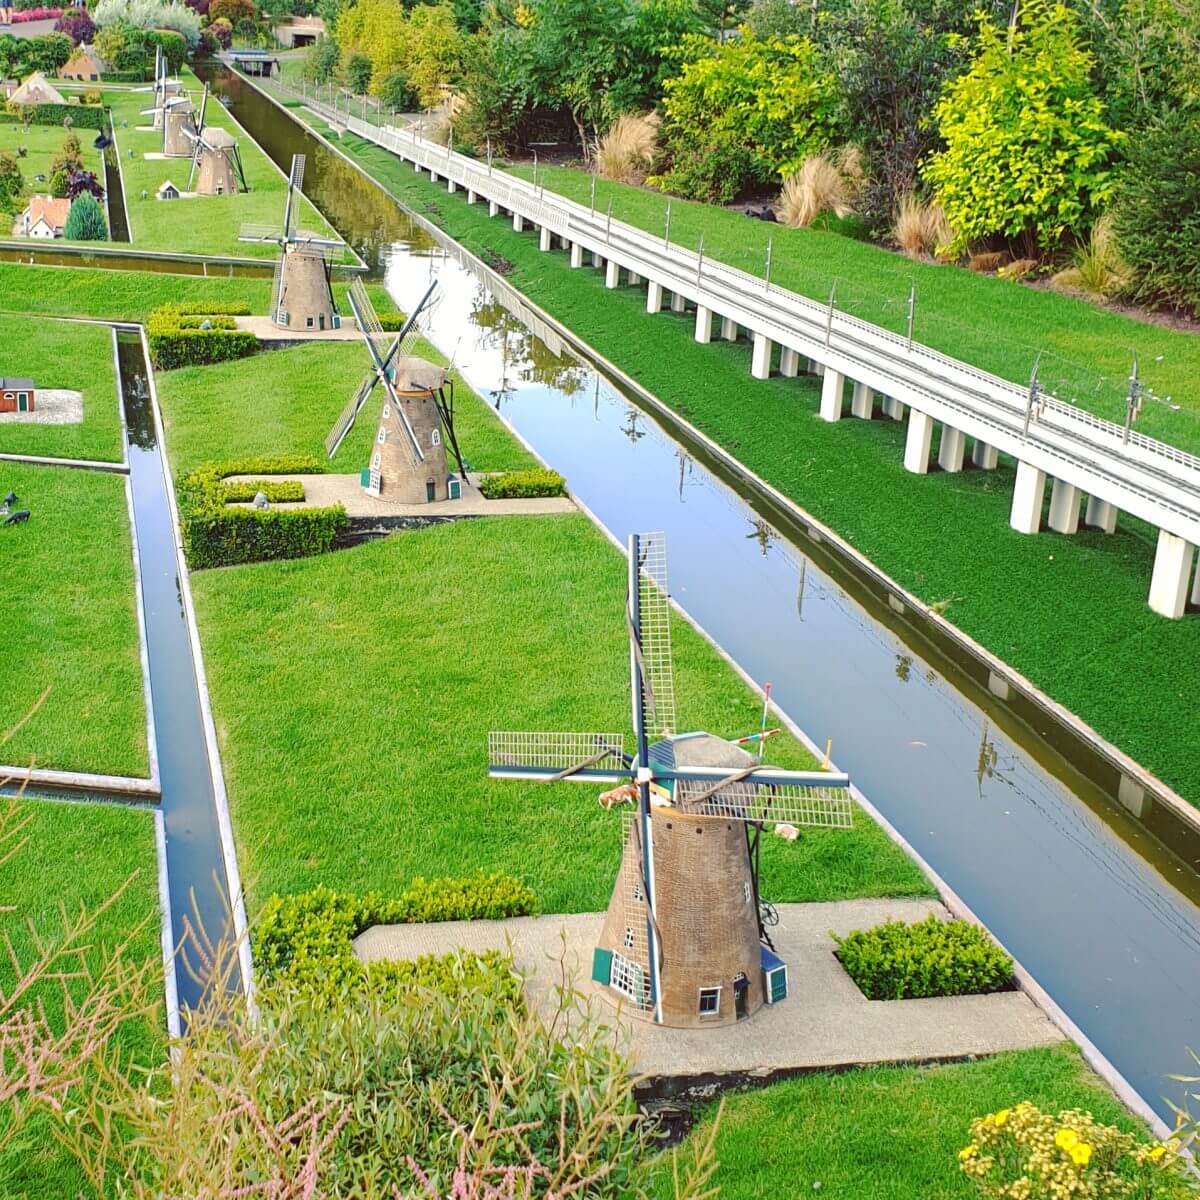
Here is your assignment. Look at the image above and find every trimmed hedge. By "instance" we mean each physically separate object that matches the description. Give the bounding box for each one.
[220,479,305,503]
[254,873,537,1005]
[178,454,346,569]
[1,102,107,130]
[833,915,1014,1000]
[478,467,566,499]
[148,303,258,370]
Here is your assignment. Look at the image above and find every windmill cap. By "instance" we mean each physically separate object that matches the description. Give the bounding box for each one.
[668,731,759,770]
[390,356,448,394]
[204,128,236,148]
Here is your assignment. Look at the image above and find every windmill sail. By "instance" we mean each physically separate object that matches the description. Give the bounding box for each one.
[283,153,304,239]
[488,732,629,782]
[632,532,676,740]
[672,770,854,828]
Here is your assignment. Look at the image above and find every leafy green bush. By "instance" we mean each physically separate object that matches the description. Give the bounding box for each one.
[478,467,565,498]
[175,299,252,316]
[254,873,538,1005]
[834,915,1014,1000]
[650,130,762,205]
[923,0,1121,255]
[147,303,258,369]
[1113,113,1200,317]
[376,311,409,331]
[177,455,346,569]
[0,102,107,130]
[219,479,305,503]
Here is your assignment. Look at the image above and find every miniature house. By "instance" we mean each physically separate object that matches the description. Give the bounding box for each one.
[0,378,35,413]
[361,357,451,503]
[18,195,70,239]
[58,44,105,82]
[8,71,67,106]
[156,180,181,201]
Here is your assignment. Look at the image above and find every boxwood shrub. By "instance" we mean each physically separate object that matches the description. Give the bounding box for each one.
[220,479,305,503]
[0,101,107,130]
[148,303,258,369]
[478,467,566,499]
[833,915,1014,1000]
[254,872,538,1006]
[178,455,346,568]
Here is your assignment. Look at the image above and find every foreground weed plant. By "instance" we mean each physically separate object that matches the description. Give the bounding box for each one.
[959,1102,1193,1200]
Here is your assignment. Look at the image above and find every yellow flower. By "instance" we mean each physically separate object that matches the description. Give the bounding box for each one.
[1068,1142,1093,1167]
[959,1145,978,1161]
[1055,1128,1078,1151]
[994,1109,1011,1127]
[1148,1145,1167,1162]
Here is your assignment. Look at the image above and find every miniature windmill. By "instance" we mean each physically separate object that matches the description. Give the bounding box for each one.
[488,532,854,1028]
[238,155,345,332]
[325,279,465,502]
[182,88,247,196]
[161,92,195,158]
[137,46,182,131]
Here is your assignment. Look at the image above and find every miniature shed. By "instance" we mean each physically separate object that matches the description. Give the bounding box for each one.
[0,378,35,413]
[59,45,105,82]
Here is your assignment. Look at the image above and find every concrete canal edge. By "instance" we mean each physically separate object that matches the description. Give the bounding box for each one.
[131,323,257,1014]
[154,809,182,1040]
[249,71,1200,847]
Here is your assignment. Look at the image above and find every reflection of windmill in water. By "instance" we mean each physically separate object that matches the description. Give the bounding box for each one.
[239,155,347,333]
[181,88,247,196]
[746,518,776,557]
[325,279,466,503]
[489,533,855,1028]
[621,408,646,444]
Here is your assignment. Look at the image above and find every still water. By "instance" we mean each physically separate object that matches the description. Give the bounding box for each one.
[207,65,1200,1122]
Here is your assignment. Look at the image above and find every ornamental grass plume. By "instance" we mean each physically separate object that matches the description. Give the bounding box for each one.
[892,193,953,260]
[958,1100,1194,1200]
[778,147,864,229]
[595,113,661,186]
[1050,214,1133,301]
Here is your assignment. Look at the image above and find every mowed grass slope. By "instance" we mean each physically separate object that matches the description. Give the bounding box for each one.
[0,315,122,463]
[192,515,931,909]
[0,463,147,777]
[657,1045,1147,1200]
[306,132,1200,807]
[103,81,341,259]
[0,799,162,1199]
[156,336,536,476]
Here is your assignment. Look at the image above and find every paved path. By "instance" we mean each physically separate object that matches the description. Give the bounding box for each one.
[234,316,374,343]
[225,471,575,519]
[355,898,1062,1081]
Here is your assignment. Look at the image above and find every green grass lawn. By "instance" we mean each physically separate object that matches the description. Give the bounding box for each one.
[0,122,107,243]
[0,315,122,463]
[101,76,343,260]
[297,127,1200,810]
[658,1045,1151,1200]
[0,463,147,778]
[506,163,1200,449]
[191,515,931,910]
[0,798,162,1199]
[156,334,536,477]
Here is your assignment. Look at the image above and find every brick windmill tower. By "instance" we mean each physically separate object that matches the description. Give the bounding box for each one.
[488,533,855,1028]
[181,87,246,196]
[239,154,346,332]
[325,279,465,503]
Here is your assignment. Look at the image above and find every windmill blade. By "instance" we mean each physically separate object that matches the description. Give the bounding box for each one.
[282,153,305,238]
[670,769,854,829]
[629,532,677,740]
[324,367,382,459]
[237,223,285,244]
[186,136,201,191]
[488,732,630,783]
[230,143,248,193]
[195,83,209,136]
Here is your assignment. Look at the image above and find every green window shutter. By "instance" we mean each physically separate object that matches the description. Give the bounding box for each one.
[770,967,788,1003]
[359,467,371,487]
[591,947,613,985]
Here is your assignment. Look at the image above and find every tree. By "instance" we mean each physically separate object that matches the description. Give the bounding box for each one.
[344,49,372,93]
[209,0,254,24]
[608,0,704,115]
[923,0,1122,255]
[207,16,233,46]
[401,2,461,108]
[146,27,188,71]
[20,32,73,73]
[303,35,339,83]
[0,151,25,219]
[55,7,97,44]
[93,0,204,47]
[379,67,416,111]
[1112,112,1200,316]
[66,167,104,200]
[64,192,108,240]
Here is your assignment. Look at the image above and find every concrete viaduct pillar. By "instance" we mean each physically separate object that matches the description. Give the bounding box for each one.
[670,291,687,313]
[1085,495,1118,533]
[881,396,905,421]
[592,250,604,268]
[466,189,477,204]
[1149,530,1197,619]
[539,225,552,252]
[512,212,524,233]
[819,370,844,421]
[721,317,739,341]
[1010,461,1047,534]
[972,440,998,469]
[488,200,499,218]
[904,409,934,474]
[569,242,584,268]
[851,382,874,420]
[605,259,621,288]
[695,306,713,343]
[937,426,966,473]
[1048,479,1081,535]
[647,281,664,313]
[752,333,774,380]
[628,271,642,285]
[780,347,800,377]
[447,178,457,194]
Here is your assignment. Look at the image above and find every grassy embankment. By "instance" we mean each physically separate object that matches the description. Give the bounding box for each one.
[0,315,122,463]
[0,800,162,1199]
[0,462,147,777]
[289,124,1200,810]
[656,1044,1152,1200]
[101,77,343,259]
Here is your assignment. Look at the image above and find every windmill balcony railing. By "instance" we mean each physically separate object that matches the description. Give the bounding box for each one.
[286,88,1200,542]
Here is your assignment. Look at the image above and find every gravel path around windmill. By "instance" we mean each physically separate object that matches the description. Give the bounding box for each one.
[224,471,576,518]
[355,897,1062,1081]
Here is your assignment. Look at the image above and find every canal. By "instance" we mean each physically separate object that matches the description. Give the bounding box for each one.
[205,64,1200,1123]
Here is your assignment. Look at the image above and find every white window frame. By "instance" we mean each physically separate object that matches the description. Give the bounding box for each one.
[610,952,644,1004]
[698,986,722,1016]
[743,881,752,904]
[431,427,441,446]
[377,426,386,444]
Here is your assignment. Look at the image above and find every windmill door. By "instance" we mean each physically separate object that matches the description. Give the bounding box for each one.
[733,972,749,1020]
